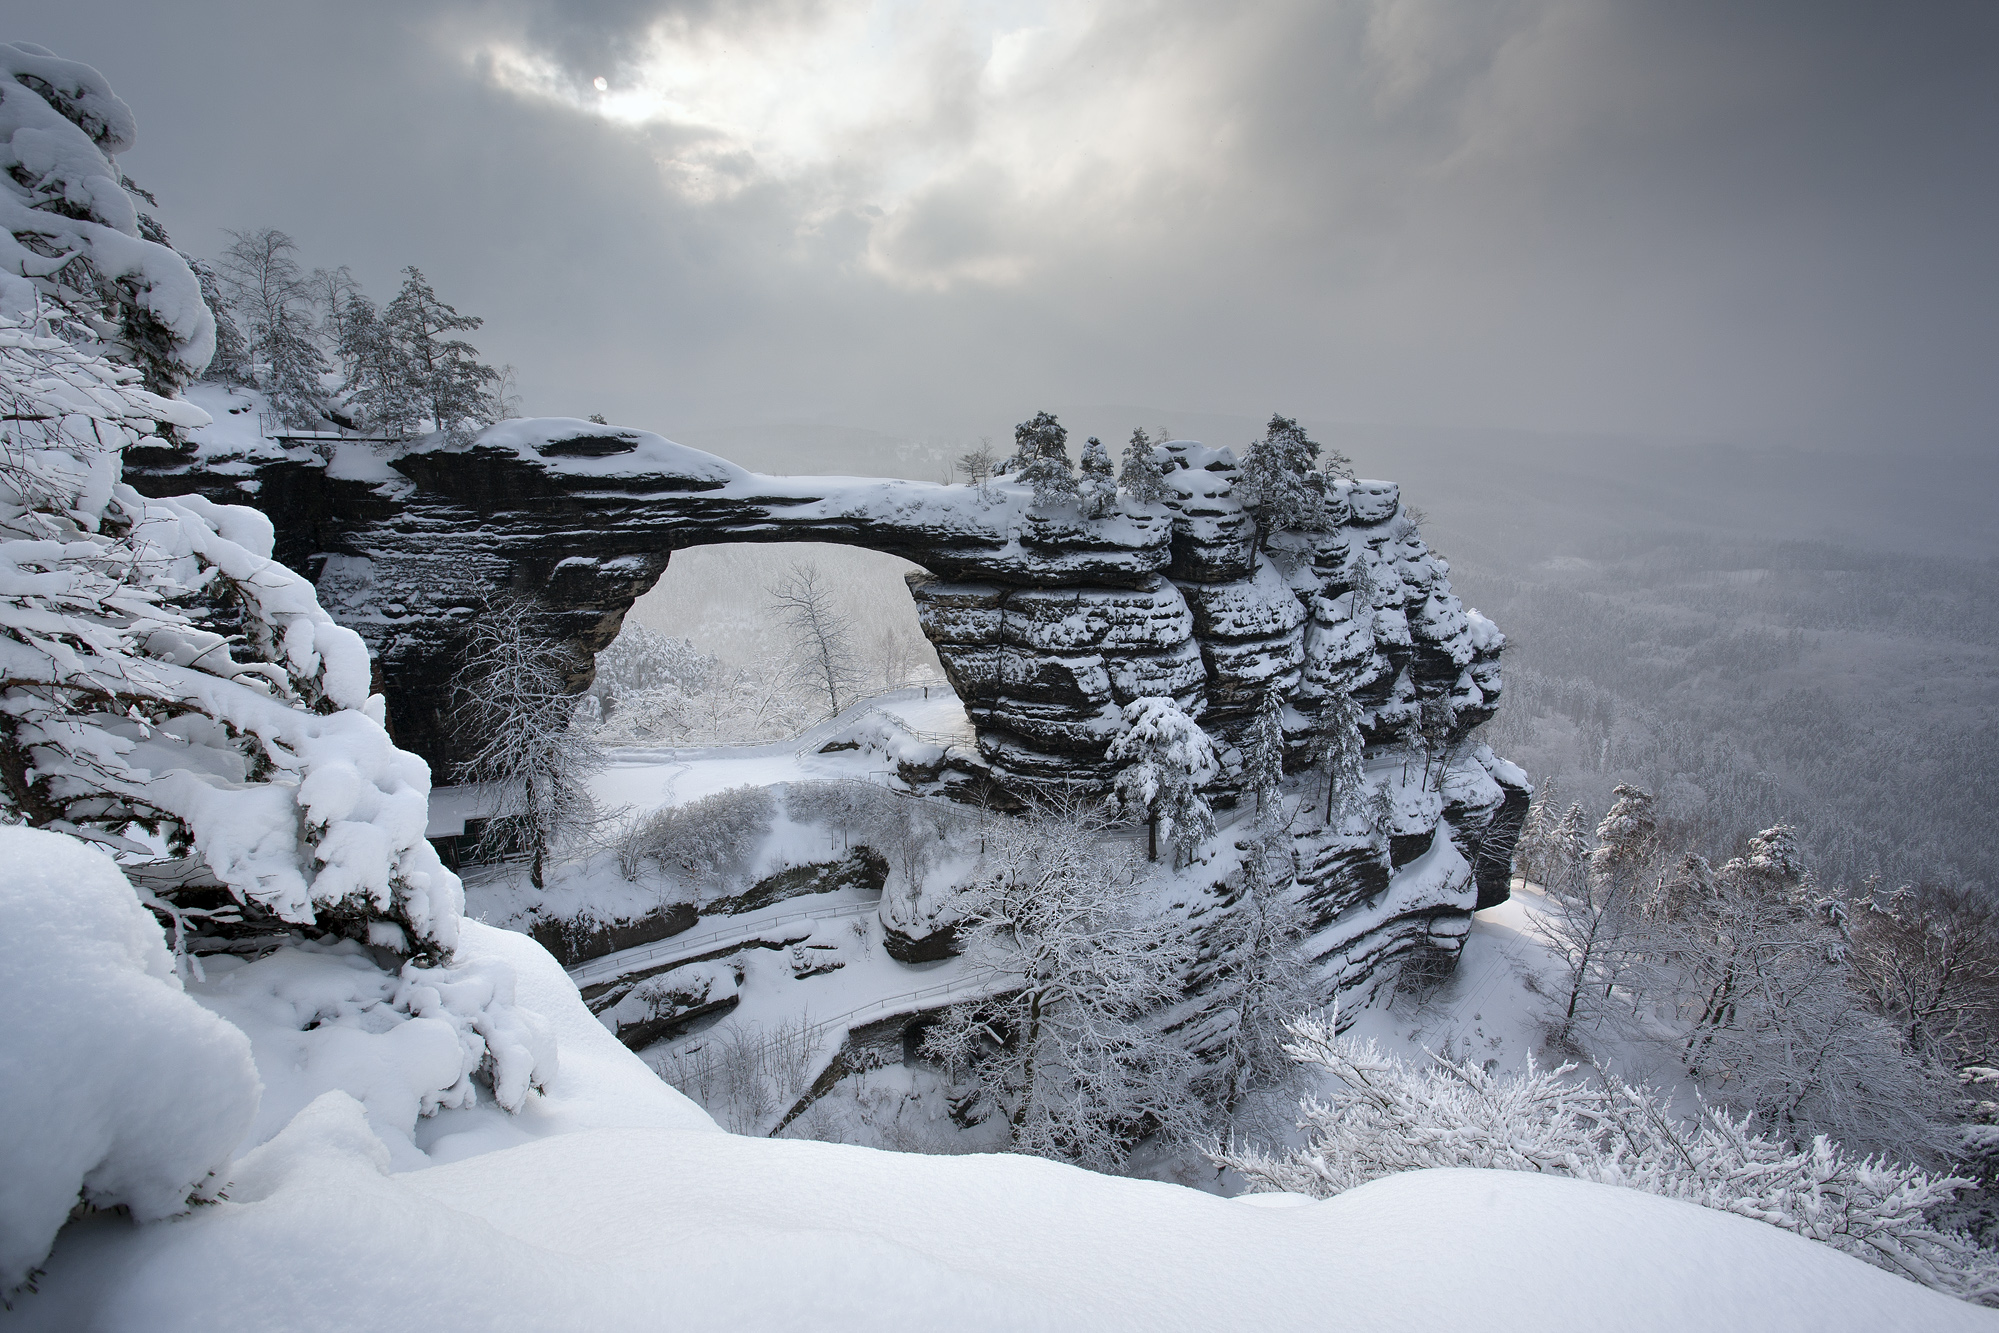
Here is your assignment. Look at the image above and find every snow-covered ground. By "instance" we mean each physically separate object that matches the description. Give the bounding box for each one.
[455,686,1601,1167]
[17,914,1991,1331]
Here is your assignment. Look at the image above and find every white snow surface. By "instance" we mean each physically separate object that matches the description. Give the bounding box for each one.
[14,898,1992,1329]
[0,827,258,1293]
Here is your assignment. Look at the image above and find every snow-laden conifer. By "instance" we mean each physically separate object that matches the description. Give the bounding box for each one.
[384,266,499,439]
[0,44,213,392]
[1192,801,1318,1127]
[1117,427,1171,504]
[217,228,328,429]
[1077,434,1116,518]
[1005,409,1077,506]
[0,308,460,951]
[1109,695,1219,866]
[1234,413,1329,546]
[1244,687,1286,816]
[1311,687,1367,824]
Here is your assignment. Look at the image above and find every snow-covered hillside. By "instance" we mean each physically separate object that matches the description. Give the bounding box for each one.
[15,906,1991,1333]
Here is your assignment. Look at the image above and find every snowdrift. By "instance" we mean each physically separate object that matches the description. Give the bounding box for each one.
[15,919,1990,1333]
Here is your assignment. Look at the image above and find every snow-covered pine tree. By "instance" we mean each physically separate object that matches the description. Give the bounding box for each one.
[1006,409,1077,506]
[1118,427,1171,504]
[1233,413,1328,548]
[0,44,214,394]
[1550,801,1591,891]
[452,600,602,890]
[1109,695,1220,867]
[217,228,329,429]
[1512,778,1558,885]
[383,266,500,439]
[0,305,460,954]
[1533,785,1653,1039]
[920,802,1197,1171]
[1195,795,1318,1124]
[1311,687,1367,824]
[1244,687,1286,817]
[1591,783,1659,896]
[1077,434,1116,517]
[336,292,422,437]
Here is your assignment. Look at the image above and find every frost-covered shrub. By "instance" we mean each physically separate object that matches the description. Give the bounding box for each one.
[784,778,910,852]
[617,784,776,887]
[0,311,461,953]
[192,934,555,1157]
[0,44,213,391]
[922,803,1198,1171]
[1212,1015,1999,1306]
[0,826,257,1297]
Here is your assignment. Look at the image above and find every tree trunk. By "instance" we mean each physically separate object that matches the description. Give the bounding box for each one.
[1148,814,1158,862]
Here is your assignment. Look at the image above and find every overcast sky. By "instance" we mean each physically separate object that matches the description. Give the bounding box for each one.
[15,1,1999,454]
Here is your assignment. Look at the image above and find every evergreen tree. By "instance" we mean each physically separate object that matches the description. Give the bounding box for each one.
[1006,409,1077,506]
[1118,427,1172,504]
[1109,696,1220,867]
[1311,688,1368,825]
[1076,435,1117,517]
[219,228,328,429]
[188,257,250,385]
[1234,413,1329,547]
[1197,816,1317,1123]
[1245,688,1287,816]
[384,266,500,438]
[0,44,215,393]
[337,294,422,437]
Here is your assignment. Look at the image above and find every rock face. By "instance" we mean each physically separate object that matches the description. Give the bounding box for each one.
[128,416,1526,970]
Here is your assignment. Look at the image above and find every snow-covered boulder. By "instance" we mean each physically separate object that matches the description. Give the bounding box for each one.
[0,827,258,1295]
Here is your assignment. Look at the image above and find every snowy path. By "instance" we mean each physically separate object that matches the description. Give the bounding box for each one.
[591,686,975,812]
[568,895,878,989]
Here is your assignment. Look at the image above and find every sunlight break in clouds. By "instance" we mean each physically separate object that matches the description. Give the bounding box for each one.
[474,0,1217,289]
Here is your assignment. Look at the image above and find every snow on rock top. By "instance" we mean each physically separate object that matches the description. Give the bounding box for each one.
[470,417,751,489]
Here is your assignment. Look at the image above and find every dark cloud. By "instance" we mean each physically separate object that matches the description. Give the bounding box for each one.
[11,0,1997,452]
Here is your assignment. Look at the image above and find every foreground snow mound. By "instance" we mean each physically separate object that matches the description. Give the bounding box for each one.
[15,914,1991,1332]
[0,827,257,1295]
[21,1116,1992,1331]
[187,938,558,1169]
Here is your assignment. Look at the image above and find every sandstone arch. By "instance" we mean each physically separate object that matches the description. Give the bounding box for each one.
[129,415,1527,922]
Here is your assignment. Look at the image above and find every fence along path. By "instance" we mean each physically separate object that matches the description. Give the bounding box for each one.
[566,900,877,990]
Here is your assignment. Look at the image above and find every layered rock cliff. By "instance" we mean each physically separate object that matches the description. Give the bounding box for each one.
[127,414,1526,970]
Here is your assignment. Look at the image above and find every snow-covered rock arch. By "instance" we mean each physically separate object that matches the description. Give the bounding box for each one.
[130,416,1529,956]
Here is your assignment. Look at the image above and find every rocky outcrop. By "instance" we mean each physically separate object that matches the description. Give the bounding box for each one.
[128,416,1524,977]
[128,419,1504,795]
[528,901,697,970]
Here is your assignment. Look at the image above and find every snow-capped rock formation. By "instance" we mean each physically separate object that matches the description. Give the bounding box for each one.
[128,416,1526,960]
